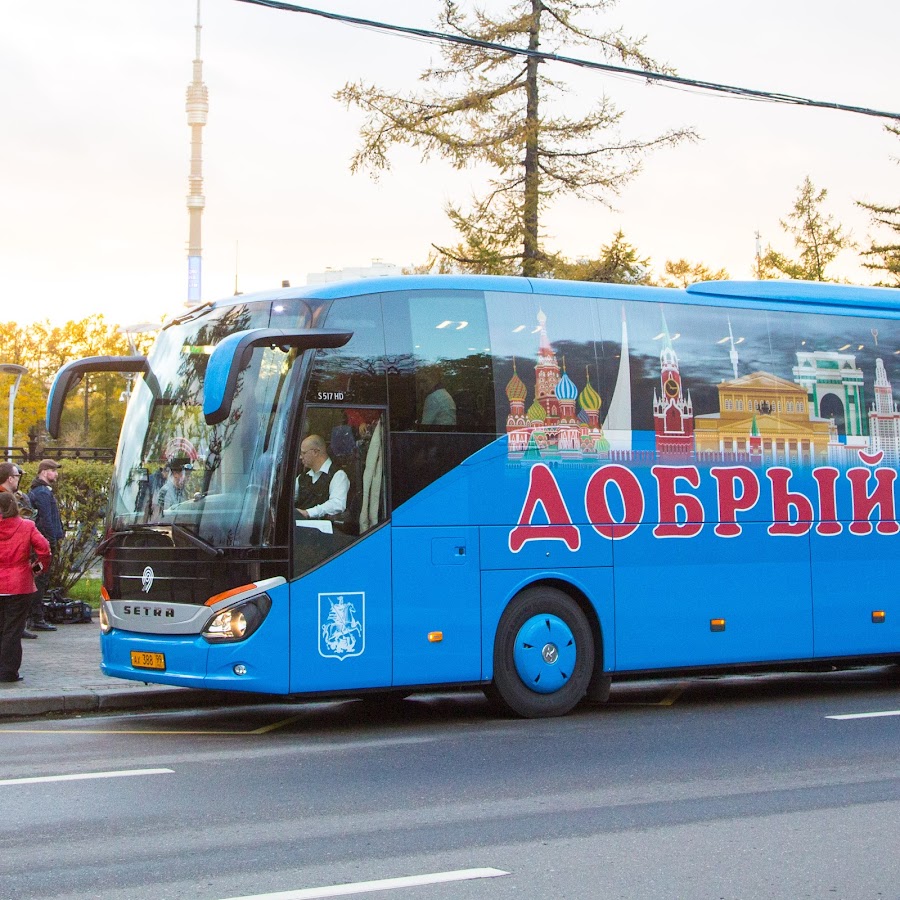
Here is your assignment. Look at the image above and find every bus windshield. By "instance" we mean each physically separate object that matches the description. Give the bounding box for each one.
[108,299,313,548]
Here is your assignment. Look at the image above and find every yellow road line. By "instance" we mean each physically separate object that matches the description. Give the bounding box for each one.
[249,714,305,734]
[658,685,685,706]
[0,715,306,737]
[609,683,686,707]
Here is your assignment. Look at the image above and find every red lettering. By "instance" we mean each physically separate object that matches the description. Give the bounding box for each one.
[585,465,645,540]
[847,467,899,535]
[651,466,703,538]
[766,467,813,536]
[509,464,581,552]
[812,467,842,536]
[711,466,760,537]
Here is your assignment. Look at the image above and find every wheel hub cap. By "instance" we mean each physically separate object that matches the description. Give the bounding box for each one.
[512,614,577,695]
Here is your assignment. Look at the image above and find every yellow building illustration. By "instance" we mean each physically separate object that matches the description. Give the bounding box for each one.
[695,371,833,465]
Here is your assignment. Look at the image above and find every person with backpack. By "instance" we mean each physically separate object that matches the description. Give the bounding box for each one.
[27,459,64,633]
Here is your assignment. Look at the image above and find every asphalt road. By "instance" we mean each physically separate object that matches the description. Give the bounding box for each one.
[2,668,900,900]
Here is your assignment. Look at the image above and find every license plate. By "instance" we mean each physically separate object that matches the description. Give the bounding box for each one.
[130,651,166,671]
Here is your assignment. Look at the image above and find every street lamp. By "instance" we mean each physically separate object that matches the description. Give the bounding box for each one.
[118,324,160,403]
[0,363,27,462]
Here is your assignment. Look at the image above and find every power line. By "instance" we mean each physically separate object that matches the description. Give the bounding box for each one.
[233,0,900,122]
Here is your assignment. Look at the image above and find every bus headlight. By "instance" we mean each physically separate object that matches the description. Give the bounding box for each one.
[202,595,271,643]
[99,602,112,634]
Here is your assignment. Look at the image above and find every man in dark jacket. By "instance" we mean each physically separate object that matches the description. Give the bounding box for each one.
[27,459,64,633]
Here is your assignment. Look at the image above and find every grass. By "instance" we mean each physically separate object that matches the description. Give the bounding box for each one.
[67,576,102,608]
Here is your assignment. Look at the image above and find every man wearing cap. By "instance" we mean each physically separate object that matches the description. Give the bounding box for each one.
[27,460,64,632]
[0,462,36,521]
[156,457,193,514]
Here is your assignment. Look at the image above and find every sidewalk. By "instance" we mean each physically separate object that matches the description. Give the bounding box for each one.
[0,618,251,719]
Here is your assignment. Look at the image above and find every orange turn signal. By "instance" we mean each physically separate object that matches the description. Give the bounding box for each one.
[100,585,110,601]
[872,610,886,623]
[427,631,443,643]
[206,584,257,607]
[710,618,726,632]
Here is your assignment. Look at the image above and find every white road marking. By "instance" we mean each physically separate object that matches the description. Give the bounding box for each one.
[0,767,174,786]
[219,867,509,900]
[827,710,900,720]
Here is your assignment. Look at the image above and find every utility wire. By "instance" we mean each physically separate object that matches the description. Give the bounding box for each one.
[234,0,900,122]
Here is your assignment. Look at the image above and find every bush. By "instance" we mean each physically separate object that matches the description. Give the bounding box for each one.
[68,577,102,608]
[37,459,113,594]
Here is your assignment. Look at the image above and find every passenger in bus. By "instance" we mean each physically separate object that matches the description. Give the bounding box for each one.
[295,434,349,520]
[156,458,193,513]
[421,380,456,427]
[134,463,166,519]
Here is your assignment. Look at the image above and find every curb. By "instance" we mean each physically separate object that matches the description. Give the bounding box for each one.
[0,686,264,720]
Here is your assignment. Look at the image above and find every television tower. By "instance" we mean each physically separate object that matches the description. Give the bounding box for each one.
[185,0,208,305]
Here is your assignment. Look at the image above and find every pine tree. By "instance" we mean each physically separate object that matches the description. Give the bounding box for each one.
[337,0,694,277]
[659,258,729,288]
[758,176,853,282]
[552,230,652,283]
[857,124,900,287]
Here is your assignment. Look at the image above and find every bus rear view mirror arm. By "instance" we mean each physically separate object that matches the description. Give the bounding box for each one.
[46,356,152,439]
[203,328,353,426]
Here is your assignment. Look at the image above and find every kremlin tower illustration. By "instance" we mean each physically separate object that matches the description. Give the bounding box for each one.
[653,314,694,458]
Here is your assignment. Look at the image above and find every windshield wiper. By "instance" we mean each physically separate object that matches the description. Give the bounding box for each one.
[165,300,215,328]
[169,523,224,557]
[95,524,223,558]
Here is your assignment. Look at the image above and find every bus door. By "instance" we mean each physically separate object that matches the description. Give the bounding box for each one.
[391,523,482,686]
[288,406,392,693]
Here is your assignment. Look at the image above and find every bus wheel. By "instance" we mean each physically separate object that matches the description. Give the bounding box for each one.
[492,587,594,718]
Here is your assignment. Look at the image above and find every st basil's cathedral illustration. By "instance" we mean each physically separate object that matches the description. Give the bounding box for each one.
[505,309,610,459]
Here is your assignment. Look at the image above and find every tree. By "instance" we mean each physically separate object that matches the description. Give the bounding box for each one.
[758,176,854,282]
[857,123,900,287]
[0,314,160,451]
[552,229,652,283]
[659,258,729,288]
[337,0,694,277]
[51,459,113,593]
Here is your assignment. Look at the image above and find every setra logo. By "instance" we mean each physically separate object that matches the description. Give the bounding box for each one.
[122,604,175,618]
[141,566,154,593]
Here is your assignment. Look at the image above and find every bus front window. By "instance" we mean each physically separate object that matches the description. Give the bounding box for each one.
[109,301,309,548]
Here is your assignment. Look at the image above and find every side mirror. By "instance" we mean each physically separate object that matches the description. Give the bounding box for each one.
[46,356,151,438]
[203,329,352,426]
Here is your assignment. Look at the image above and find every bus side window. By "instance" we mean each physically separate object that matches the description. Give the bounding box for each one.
[383,290,495,434]
[308,294,387,406]
[292,406,387,578]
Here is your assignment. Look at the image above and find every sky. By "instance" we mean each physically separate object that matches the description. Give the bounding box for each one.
[2,0,898,328]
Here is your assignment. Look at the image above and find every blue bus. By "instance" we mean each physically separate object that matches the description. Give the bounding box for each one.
[48,275,900,717]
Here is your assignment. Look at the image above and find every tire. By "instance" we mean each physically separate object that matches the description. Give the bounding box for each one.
[491,586,594,718]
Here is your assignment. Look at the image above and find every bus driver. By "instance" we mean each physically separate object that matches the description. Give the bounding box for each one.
[296,434,349,520]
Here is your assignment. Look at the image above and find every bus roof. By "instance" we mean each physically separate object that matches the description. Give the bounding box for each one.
[687,279,900,311]
[204,275,900,317]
